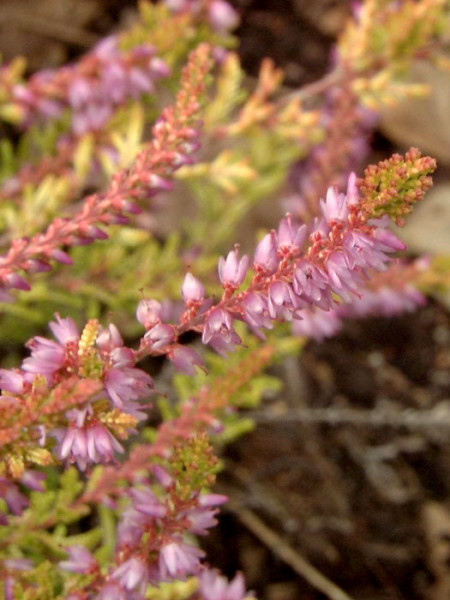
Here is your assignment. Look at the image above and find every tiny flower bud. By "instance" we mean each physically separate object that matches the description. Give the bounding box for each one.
[136,298,162,328]
[24,259,52,273]
[50,249,73,265]
[181,272,205,303]
[152,464,173,488]
[4,272,30,291]
[254,232,278,273]
[208,0,240,31]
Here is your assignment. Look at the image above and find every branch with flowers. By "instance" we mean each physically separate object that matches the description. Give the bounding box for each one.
[0,1,449,599]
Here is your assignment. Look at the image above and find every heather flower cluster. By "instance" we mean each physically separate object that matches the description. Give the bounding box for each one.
[136,170,433,361]
[0,1,446,599]
[0,315,153,475]
[58,463,230,595]
[0,43,210,300]
[2,36,169,133]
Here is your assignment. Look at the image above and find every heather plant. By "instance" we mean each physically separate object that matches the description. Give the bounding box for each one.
[0,0,448,598]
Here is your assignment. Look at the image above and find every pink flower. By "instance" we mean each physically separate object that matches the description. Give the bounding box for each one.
[0,369,24,394]
[136,299,162,329]
[208,0,240,32]
[186,508,219,536]
[95,583,128,600]
[199,570,249,600]
[144,323,175,350]
[59,545,97,574]
[293,261,333,310]
[242,293,273,330]
[54,417,123,470]
[344,231,388,271]
[159,541,204,579]
[277,216,307,252]
[202,308,234,344]
[168,345,204,375]
[218,249,249,288]
[47,314,79,344]
[325,250,362,301]
[116,506,148,548]
[202,308,241,354]
[22,338,67,377]
[22,315,79,379]
[152,464,173,488]
[131,487,167,518]
[372,228,406,252]
[112,557,148,592]
[198,494,228,507]
[267,281,301,321]
[20,470,46,492]
[320,186,349,223]
[0,478,29,516]
[96,323,124,353]
[104,366,153,409]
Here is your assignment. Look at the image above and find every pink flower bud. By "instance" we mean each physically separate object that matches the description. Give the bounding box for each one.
[254,232,278,272]
[144,174,174,191]
[152,464,173,488]
[346,172,360,205]
[181,272,205,303]
[198,493,228,507]
[50,249,73,264]
[208,0,240,31]
[120,200,142,214]
[4,272,30,291]
[85,225,109,240]
[136,298,162,328]
[169,345,204,375]
[24,259,52,273]
[149,57,171,77]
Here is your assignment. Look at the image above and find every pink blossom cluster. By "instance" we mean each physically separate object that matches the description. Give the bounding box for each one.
[0,315,153,472]
[0,172,422,488]
[58,464,251,599]
[6,36,169,134]
[136,173,409,362]
[0,44,208,301]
